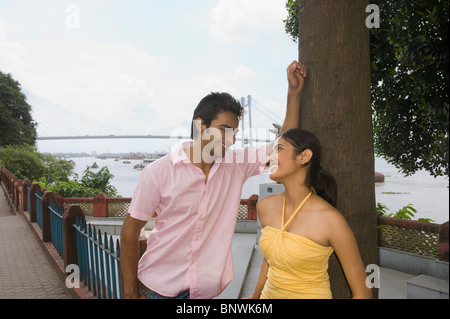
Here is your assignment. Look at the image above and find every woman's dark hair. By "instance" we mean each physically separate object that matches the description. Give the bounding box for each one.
[281,128,338,207]
[190,92,244,139]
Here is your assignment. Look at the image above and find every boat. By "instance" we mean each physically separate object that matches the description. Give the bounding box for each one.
[134,158,156,170]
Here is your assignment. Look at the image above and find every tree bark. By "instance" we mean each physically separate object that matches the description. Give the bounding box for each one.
[298,0,378,298]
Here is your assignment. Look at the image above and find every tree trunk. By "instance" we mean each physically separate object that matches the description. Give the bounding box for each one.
[298,0,378,298]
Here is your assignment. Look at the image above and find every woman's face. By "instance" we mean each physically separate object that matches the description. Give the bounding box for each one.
[268,137,300,182]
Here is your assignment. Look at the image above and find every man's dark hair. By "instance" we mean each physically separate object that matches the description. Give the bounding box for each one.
[190,92,244,139]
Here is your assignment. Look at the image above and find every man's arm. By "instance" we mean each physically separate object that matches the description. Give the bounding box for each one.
[120,213,148,299]
[280,61,307,134]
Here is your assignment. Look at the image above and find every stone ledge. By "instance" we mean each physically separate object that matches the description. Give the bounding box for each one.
[407,274,449,299]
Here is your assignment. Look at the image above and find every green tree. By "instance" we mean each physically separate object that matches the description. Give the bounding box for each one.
[283,0,298,42]
[47,166,118,198]
[44,179,101,198]
[284,0,449,178]
[0,71,37,146]
[0,144,43,181]
[39,153,74,184]
[370,0,449,178]
[0,144,74,183]
[80,166,118,197]
[377,202,435,222]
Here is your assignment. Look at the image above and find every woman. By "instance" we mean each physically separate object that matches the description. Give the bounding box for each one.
[249,128,372,299]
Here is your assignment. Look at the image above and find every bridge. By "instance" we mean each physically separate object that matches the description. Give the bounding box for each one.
[36,135,191,140]
[35,95,281,146]
[36,134,274,143]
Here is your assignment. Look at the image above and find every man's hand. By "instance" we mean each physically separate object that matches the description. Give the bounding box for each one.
[121,213,148,299]
[280,60,308,134]
[287,60,307,93]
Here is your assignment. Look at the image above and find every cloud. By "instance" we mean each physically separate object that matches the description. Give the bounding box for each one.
[1,18,261,138]
[146,64,258,134]
[0,18,28,80]
[209,0,286,42]
[1,1,289,144]
[31,41,156,105]
[233,65,257,82]
[0,18,162,135]
[1,15,262,137]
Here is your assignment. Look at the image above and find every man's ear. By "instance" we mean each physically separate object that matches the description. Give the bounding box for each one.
[297,149,313,166]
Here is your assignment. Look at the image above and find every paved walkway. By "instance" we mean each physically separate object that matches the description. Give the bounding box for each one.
[0,188,74,299]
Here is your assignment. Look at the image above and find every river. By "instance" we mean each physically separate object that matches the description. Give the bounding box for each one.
[69,156,449,224]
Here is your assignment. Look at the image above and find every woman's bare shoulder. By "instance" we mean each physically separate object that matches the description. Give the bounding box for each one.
[257,192,283,211]
[256,192,284,225]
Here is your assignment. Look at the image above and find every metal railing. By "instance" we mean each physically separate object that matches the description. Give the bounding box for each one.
[27,185,30,213]
[74,216,122,299]
[49,199,64,258]
[378,216,448,261]
[35,190,43,228]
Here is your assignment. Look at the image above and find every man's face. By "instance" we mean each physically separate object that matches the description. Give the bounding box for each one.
[197,111,239,161]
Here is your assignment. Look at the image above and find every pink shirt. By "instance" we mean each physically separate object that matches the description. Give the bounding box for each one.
[128,141,270,298]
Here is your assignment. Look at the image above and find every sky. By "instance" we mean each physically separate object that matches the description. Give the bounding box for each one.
[0,0,298,154]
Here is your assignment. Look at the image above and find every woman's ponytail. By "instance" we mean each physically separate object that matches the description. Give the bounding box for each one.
[312,169,338,207]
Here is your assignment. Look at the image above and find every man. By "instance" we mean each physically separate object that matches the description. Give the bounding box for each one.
[121,61,307,299]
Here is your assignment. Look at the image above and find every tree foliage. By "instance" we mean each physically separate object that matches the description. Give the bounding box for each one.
[0,144,73,183]
[0,71,37,147]
[283,0,299,43]
[284,0,449,178]
[1,141,118,198]
[46,166,118,198]
[370,0,448,178]
[79,166,118,197]
[0,144,43,181]
[376,202,435,222]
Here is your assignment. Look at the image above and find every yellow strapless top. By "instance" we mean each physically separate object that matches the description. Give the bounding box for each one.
[259,191,334,299]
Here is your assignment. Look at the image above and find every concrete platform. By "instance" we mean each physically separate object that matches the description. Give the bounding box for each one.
[215,233,257,299]
[379,267,415,299]
[407,274,449,299]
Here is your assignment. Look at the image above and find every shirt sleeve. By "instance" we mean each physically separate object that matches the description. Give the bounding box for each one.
[127,164,161,221]
[234,143,272,180]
